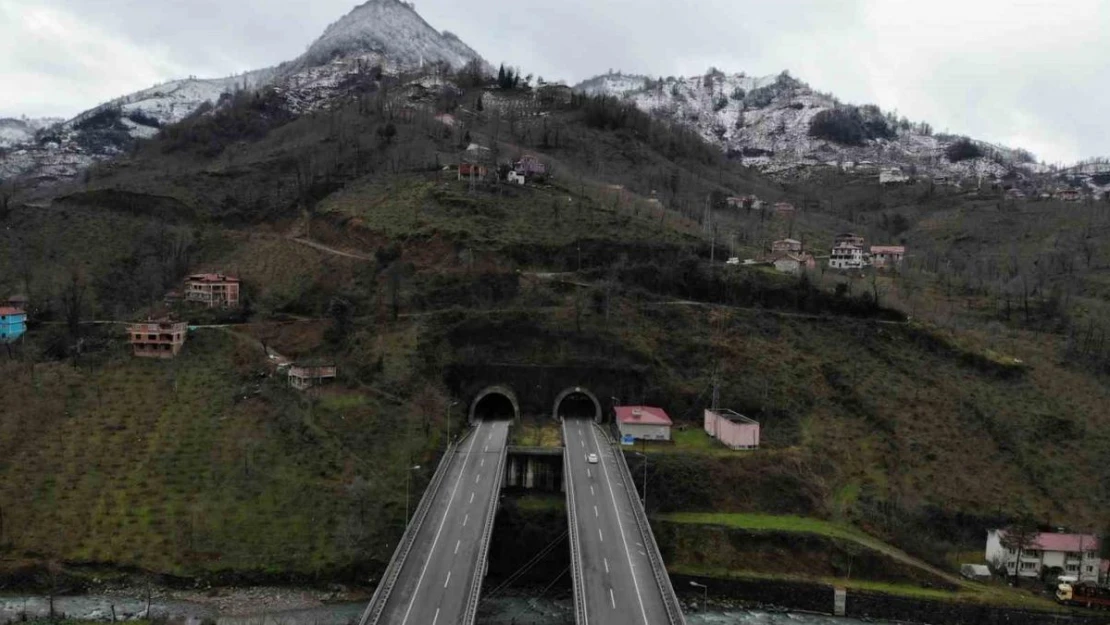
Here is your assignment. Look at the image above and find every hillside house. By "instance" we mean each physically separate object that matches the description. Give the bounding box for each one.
[458,162,488,179]
[514,155,547,178]
[1057,189,1082,202]
[1006,188,1027,200]
[704,409,760,449]
[288,363,337,391]
[506,170,525,185]
[880,168,910,185]
[835,233,866,247]
[614,406,672,442]
[772,252,817,275]
[773,202,796,217]
[871,245,906,269]
[829,242,870,270]
[772,239,803,254]
[6,295,28,310]
[0,307,27,343]
[726,196,745,208]
[185,273,240,308]
[128,319,187,359]
[986,530,1103,583]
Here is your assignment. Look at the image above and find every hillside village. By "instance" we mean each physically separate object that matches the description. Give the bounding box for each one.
[4,1,1110,623]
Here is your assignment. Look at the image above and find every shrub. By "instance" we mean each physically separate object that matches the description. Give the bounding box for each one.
[809,106,894,146]
[945,137,984,162]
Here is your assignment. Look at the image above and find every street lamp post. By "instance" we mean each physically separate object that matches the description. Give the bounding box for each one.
[445,400,459,448]
[633,451,648,509]
[689,580,708,612]
[404,464,421,521]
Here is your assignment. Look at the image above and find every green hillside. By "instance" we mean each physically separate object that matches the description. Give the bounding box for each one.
[2,69,1110,591]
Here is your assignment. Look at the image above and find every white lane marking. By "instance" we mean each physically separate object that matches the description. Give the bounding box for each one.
[475,474,481,484]
[599,528,604,542]
[455,540,460,554]
[590,424,650,625]
[481,458,485,467]
[594,505,599,518]
[432,608,440,625]
[444,571,451,588]
[484,446,488,452]
[604,558,610,574]
[470,492,475,504]
[581,440,585,448]
[587,468,591,478]
[609,588,616,609]
[463,513,469,527]
[590,485,595,496]
[399,421,484,625]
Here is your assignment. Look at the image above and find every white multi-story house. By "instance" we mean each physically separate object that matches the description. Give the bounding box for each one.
[829,242,870,269]
[986,530,1103,583]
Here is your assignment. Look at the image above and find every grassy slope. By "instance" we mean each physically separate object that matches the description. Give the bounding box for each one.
[658,513,1061,609]
[0,330,428,577]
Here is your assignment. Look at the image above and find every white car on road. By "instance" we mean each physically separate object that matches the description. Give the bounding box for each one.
[586,453,599,464]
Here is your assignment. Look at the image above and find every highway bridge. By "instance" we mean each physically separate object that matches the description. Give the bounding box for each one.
[357,392,684,625]
[564,417,686,625]
[359,418,510,625]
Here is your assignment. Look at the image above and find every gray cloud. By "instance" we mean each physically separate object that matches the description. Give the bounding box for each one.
[0,0,1105,163]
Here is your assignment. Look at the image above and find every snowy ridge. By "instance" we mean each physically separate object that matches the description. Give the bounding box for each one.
[575,70,1037,184]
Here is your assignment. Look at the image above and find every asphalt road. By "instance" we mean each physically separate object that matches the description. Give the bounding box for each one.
[374,419,510,625]
[563,418,670,625]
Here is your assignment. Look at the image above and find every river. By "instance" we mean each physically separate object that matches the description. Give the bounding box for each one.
[0,593,901,625]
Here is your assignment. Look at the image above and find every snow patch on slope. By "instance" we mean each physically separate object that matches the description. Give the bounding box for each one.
[576,70,1030,183]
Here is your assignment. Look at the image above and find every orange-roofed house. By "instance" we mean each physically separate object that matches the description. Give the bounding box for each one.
[185,273,240,308]
[127,319,188,359]
[614,405,673,442]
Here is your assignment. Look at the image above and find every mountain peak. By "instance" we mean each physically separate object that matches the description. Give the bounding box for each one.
[287,0,487,74]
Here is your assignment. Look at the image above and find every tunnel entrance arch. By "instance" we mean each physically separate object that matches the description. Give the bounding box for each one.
[552,386,603,423]
[469,385,521,424]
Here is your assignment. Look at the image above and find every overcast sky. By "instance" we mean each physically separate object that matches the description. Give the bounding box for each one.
[1,0,1106,164]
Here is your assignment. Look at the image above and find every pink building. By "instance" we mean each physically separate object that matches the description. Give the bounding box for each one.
[615,406,673,442]
[704,409,760,449]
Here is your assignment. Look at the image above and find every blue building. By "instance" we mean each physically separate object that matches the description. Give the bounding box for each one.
[0,307,27,343]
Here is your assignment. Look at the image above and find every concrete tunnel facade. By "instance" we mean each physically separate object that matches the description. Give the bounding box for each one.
[552,386,603,423]
[468,384,522,424]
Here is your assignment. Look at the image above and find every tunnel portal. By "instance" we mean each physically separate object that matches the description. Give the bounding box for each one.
[552,386,603,423]
[469,385,521,423]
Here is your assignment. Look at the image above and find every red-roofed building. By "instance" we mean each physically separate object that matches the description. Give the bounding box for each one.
[986,530,1103,583]
[614,405,673,442]
[870,245,906,269]
[185,273,240,308]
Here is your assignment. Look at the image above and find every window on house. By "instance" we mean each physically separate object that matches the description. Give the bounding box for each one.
[1007,548,1016,555]
[1087,566,1095,573]
[1067,564,1079,572]
[1006,562,1015,569]
[1087,551,1097,559]
[1020,562,1037,570]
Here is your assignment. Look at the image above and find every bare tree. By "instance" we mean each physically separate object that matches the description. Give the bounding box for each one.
[1000,517,1040,584]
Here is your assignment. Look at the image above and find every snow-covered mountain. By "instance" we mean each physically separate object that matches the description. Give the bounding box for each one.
[0,0,486,185]
[576,70,1040,184]
[281,0,487,76]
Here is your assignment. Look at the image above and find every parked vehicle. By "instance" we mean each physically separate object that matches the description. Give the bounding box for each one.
[1057,582,1110,609]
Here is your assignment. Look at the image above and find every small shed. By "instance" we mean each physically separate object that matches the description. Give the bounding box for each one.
[704,409,760,449]
[615,406,672,442]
